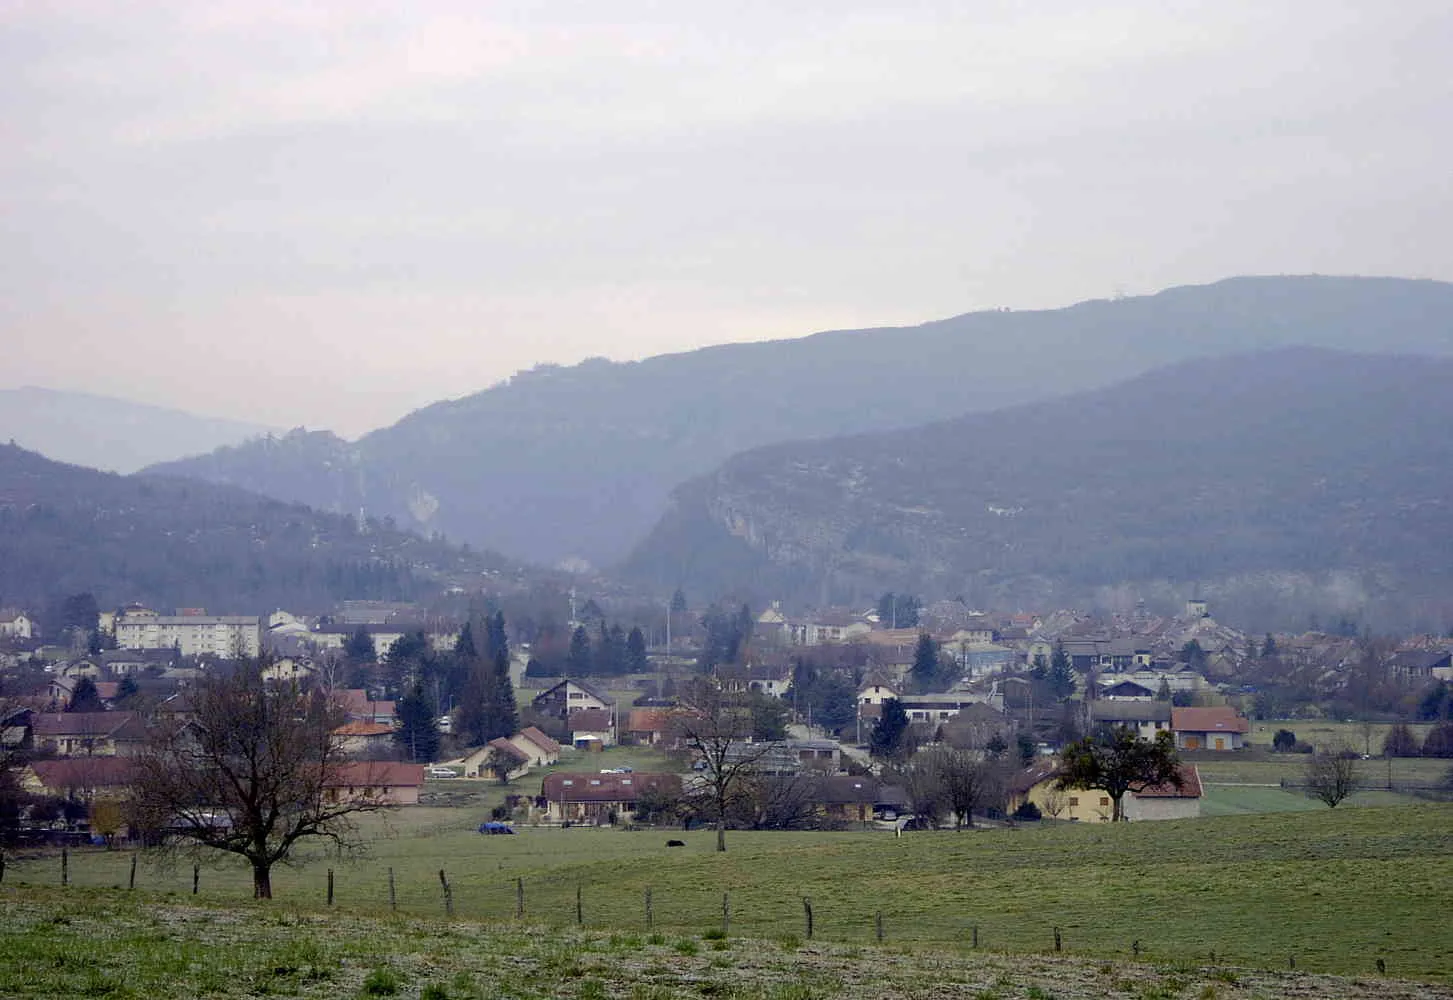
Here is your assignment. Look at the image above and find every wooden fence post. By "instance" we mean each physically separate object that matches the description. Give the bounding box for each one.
[129,853,137,890]
[438,869,453,917]
[388,867,396,911]
[193,864,199,895]
[645,887,653,930]
[803,897,813,940]
[61,848,69,887]
[576,883,583,926]
[516,877,524,920]
[972,925,979,949]
[327,868,334,906]
[722,892,730,936]
[875,910,884,944]
[1053,926,1061,952]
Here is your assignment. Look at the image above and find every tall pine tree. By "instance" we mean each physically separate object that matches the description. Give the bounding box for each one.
[394,682,441,762]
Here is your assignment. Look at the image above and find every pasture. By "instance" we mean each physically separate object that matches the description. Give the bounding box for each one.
[6,803,1453,984]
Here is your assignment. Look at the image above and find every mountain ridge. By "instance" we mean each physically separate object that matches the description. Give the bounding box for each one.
[622,346,1453,631]
[0,386,277,474]
[144,275,1453,567]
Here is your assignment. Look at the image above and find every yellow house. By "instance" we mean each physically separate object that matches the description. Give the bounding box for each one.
[1008,761,1201,823]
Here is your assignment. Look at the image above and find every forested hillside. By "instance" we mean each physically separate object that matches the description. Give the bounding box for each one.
[0,444,512,615]
[146,276,1453,567]
[623,348,1453,631]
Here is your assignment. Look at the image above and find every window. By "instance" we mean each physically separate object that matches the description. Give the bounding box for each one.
[562,779,574,786]
[1069,796,1079,806]
[1099,797,1110,806]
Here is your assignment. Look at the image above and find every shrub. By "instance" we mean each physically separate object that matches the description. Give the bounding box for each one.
[1012,801,1042,821]
[1423,722,1453,758]
[1272,729,1297,752]
[362,968,399,996]
[1383,723,1420,758]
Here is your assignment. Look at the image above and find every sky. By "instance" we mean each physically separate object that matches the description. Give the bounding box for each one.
[3,1,1451,438]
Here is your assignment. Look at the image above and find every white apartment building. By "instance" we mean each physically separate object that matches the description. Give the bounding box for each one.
[115,610,262,658]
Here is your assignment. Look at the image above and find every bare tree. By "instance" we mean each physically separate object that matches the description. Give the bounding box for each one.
[895,748,948,829]
[1305,745,1360,808]
[673,678,782,851]
[133,664,386,898]
[1039,784,1068,819]
[938,749,1007,829]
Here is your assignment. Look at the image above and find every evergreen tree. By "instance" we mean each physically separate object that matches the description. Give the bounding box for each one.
[115,674,139,703]
[567,625,593,676]
[344,627,377,669]
[1048,642,1076,701]
[66,676,105,713]
[870,698,912,762]
[485,611,509,663]
[911,633,940,691]
[671,588,688,613]
[626,626,649,674]
[1261,633,1278,658]
[453,621,477,659]
[485,645,519,740]
[394,682,441,762]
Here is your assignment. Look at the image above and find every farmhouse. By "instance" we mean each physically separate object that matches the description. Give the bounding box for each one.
[326,762,425,806]
[1009,762,1203,822]
[539,772,682,825]
[1171,706,1249,751]
[531,678,615,722]
[31,712,148,757]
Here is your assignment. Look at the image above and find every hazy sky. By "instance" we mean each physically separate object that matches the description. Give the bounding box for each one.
[4,2,1450,438]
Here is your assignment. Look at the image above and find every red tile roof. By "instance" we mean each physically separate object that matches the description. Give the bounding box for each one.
[332,721,394,737]
[1135,764,1203,799]
[488,737,531,764]
[569,708,613,732]
[30,758,138,791]
[518,726,561,755]
[541,772,681,803]
[1171,707,1249,734]
[329,762,424,788]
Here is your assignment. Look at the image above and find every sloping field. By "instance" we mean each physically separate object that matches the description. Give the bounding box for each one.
[9,803,1453,983]
[0,888,1448,1000]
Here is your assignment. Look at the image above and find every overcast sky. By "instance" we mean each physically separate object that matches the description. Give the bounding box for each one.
[4,2,1450,437]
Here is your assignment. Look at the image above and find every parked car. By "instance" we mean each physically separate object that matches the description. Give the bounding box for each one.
[478,821,515,835]
[428,766,458,779]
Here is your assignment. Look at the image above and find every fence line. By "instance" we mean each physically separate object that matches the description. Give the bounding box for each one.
[0,845,1409,978]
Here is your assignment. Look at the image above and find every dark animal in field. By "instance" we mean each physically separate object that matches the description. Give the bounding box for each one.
[666,840,685,847]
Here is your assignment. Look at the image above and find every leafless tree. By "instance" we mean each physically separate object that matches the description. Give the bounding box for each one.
[1039,785,1068,819]
[895,747,949,829]
[672,678,782,851]
[1305,745,1360,808]
[938,749,1007,829]
[132,664,386,898]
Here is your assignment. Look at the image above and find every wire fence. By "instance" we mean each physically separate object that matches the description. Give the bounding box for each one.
[0,842,1155,959]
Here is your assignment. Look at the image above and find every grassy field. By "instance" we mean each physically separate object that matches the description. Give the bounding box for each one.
[6,888,1450,1000]
[8,803,1453,984]
[1244,720,1440,755]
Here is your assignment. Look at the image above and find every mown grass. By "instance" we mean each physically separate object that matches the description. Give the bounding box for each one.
[8,804,1453,982]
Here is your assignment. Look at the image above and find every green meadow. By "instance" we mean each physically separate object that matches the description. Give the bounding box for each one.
[6,803,1453,988]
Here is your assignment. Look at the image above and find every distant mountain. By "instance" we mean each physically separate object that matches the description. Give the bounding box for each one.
[0,443,518,616]
[623,348,1453,632]
[0,387,276,475]
[146,276,1453,568]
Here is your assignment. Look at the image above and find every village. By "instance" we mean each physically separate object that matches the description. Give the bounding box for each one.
[3,590,1451,845]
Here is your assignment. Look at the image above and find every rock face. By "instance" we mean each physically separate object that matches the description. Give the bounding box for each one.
[147,276,1453,566]
[622,348,1453,631]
